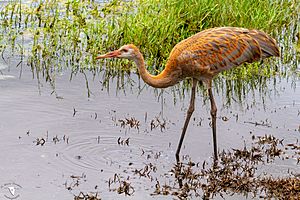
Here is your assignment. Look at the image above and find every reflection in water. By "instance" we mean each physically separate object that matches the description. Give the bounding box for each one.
[164,134,300,199]
[0,59,299,199]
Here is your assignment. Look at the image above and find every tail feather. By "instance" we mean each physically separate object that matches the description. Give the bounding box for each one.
[249,30,280,58]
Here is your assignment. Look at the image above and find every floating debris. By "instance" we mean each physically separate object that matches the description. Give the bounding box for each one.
[73,107,78,117]
[74,192,101,200]
[133,163,157,180]
[53,135,60,144]
[75,155,82,160]
[108,174,135,196]
[150,117,166,132]
[35,137,45,146]
[32,132,69,146]
[221,116,229,121]
[117,137,130,146]
[244,119,272,127]
[153,181,172,196]
[116,180,135,196]
[258,176,300,199]
[65,173,87,191]
[118,117,140,129]
[63,135,69,144]
[151,135,300,199]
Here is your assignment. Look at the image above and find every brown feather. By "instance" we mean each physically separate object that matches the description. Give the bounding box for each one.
[165,27,279,83]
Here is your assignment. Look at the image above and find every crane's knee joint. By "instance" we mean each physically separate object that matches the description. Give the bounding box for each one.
[210,107,217,117]
[187,106,195,115]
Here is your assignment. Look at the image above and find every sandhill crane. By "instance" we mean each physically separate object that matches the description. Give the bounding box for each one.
[96,27,279,161]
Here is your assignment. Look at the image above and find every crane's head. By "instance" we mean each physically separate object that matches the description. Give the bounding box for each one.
[96,44,140,60]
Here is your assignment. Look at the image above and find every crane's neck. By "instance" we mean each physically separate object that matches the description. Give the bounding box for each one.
[132,51,181,88]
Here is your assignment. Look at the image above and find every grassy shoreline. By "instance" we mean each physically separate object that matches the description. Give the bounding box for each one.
[0,0,299,97]
[0,1,298,65]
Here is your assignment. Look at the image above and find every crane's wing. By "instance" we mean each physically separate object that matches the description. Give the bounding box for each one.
[171,27,279,75]
[247,29,279,59]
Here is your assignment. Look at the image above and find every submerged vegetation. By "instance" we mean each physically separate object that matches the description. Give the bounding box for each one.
[0,0,299,97]
[154,135,300,199]
[103,134,300,199]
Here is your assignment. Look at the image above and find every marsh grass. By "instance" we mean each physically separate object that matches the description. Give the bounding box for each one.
[0,0,299,101]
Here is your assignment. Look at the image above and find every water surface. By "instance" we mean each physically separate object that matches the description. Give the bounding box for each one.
[0,57,299,199]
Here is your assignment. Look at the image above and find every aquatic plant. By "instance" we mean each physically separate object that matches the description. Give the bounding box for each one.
[151,135,300,199]
[1,0,298,69]
[0,0,299,100]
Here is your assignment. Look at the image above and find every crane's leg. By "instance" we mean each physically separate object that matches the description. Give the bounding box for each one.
[208,81,218,160]
[176,78,197,162]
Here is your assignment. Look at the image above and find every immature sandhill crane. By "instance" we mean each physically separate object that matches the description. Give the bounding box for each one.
[96,27,279,161]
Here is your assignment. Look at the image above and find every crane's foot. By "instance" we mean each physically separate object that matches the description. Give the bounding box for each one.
[174,161,183,188]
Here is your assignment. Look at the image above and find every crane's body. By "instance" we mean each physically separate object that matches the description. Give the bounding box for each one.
[96,27,279,161]
[165,27,278,85]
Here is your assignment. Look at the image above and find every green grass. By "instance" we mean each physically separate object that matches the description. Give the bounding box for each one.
[0,0,299,99]
[0,0,298,68]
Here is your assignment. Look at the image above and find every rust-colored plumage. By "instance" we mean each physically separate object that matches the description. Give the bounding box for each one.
[96,27,279,161]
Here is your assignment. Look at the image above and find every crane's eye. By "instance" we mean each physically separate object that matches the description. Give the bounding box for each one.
[121,49,128,53]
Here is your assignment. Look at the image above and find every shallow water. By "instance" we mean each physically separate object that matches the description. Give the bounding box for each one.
[0,56,299,199]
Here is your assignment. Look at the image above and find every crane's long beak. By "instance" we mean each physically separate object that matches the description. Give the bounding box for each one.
[96,50,120,59]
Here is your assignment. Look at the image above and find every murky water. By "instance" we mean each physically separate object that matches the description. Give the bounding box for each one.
[0,55,299,199]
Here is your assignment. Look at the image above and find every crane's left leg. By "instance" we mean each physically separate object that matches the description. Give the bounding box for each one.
[208,81,218,160]
[176,78,197,162]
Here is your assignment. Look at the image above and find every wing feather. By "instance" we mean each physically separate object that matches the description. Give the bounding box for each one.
[168,27,279,77]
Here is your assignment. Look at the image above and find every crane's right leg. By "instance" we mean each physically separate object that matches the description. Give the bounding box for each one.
[176,78,197,163]
[208,83,218,161]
